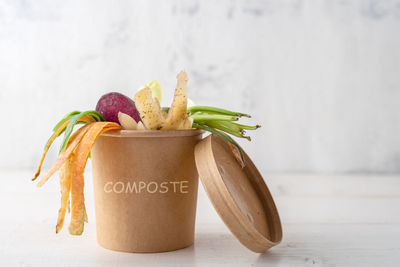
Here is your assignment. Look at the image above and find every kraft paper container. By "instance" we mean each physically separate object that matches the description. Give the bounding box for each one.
[91,129,203,253]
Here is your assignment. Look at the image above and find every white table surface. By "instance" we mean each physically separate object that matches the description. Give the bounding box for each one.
[1,170,399,267]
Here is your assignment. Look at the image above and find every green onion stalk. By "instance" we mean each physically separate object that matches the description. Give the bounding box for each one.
[187,106,261,164]
[187,106,260,139]
[47,110,105,154]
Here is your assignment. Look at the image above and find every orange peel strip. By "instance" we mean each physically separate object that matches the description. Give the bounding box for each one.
[32,115,95,181]
[55,123,90,233]
[69,122,121,235]
[36,124,92,187]
[56,158,72,233]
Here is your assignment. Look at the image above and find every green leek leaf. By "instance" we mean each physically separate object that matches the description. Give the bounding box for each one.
[59,110,103,153]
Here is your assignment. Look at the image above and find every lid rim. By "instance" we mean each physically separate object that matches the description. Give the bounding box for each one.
[195,135,282,253]
[100,129,204,138]
[207,145,280,246]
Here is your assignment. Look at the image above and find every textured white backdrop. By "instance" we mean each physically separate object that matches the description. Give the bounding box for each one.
[0,0,399,173]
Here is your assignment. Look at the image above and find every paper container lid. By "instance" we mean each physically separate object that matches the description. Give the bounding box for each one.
[194,134,282,253]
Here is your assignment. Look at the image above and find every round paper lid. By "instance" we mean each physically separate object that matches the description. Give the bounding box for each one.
[194,134,282,253]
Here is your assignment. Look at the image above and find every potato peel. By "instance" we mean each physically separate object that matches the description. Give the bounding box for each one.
[162,71,189,130]
[178,117,193,130]
[134,88,165,130]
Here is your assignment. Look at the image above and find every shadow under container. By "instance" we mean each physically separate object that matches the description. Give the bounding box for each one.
[91,129,203,253]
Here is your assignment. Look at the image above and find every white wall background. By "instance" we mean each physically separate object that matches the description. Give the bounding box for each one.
[0,0,399,173]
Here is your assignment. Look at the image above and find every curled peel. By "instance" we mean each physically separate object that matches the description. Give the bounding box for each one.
[56,158,72,233]
[32,115,95,181]
[36,125,91,187]
[56,127,90,233]
[34,121,121,234]
[68,122,121,235]
[161,71,188,130]
[38,125,90,233]
[134,88,165,130]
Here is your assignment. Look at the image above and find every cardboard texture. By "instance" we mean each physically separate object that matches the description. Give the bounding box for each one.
[91,129,203,253]
[194,135,282,252]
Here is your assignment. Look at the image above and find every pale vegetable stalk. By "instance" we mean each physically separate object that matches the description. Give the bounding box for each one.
[118,112,138,130]
[137,121,146,130]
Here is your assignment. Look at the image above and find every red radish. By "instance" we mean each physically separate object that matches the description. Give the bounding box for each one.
[96,92,140,123]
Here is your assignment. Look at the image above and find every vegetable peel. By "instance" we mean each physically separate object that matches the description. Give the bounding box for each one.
[32,115,95,181]
[134,88,165,130]
[36,125,91,187]
[68,122,121,235]
[161,71,188,130]
[56,159,72,233]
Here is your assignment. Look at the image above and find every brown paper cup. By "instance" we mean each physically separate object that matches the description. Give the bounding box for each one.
[91,129,203,253]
